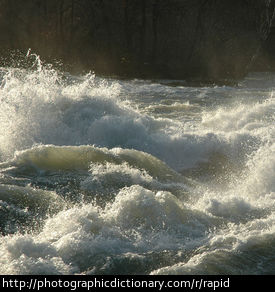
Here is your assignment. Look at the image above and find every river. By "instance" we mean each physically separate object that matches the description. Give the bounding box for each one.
[0,60,274,275]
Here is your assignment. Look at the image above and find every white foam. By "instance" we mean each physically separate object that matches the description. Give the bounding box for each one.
[151,214,275,275]
[2,66,271,173]
[0,65,274,275]
[0,185,214,274]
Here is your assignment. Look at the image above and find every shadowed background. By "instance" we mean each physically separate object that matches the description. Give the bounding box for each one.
[0,0,275,83]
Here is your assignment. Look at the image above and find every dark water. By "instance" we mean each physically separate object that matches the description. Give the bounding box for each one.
[0,63,274,275]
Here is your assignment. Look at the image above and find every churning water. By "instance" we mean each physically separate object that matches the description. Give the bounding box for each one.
[0,58,274,275]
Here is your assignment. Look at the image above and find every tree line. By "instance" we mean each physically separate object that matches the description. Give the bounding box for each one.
[0,0,274,81]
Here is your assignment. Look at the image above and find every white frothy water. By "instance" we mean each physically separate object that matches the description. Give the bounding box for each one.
[0,63,274,275]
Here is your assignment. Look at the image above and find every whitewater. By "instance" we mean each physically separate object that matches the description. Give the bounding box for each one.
[0,58,274,275]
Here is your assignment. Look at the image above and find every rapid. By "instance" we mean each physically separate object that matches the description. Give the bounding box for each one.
[0,57,274,275]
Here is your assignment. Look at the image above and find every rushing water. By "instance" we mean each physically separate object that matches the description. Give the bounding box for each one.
[0,59,274,275]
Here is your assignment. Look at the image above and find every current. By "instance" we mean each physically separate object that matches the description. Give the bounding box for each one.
[0,57,274,275]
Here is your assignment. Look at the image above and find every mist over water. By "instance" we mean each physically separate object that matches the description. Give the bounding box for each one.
[0,60,274,275]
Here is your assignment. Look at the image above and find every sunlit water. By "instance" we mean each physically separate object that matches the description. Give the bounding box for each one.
[0,60,274,275]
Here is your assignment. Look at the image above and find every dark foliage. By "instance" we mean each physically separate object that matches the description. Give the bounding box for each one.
[0,0,275,81]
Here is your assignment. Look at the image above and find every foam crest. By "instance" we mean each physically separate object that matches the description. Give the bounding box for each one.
[104,186,188,230]
[0,68,122,160]
[0,235,75,274]
[2,145,184,184]
[151,215,275,275]
[0,66,264,174]
[80,162,154,195]
[0,185,215,274]
[190,143,275,225]
[244,143,275,197]
[201,96,274,134]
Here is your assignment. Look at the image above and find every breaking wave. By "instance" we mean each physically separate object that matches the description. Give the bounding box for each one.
[0,64,274,274]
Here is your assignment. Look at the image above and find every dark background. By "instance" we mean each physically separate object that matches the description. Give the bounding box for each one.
[1,0,275,84]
